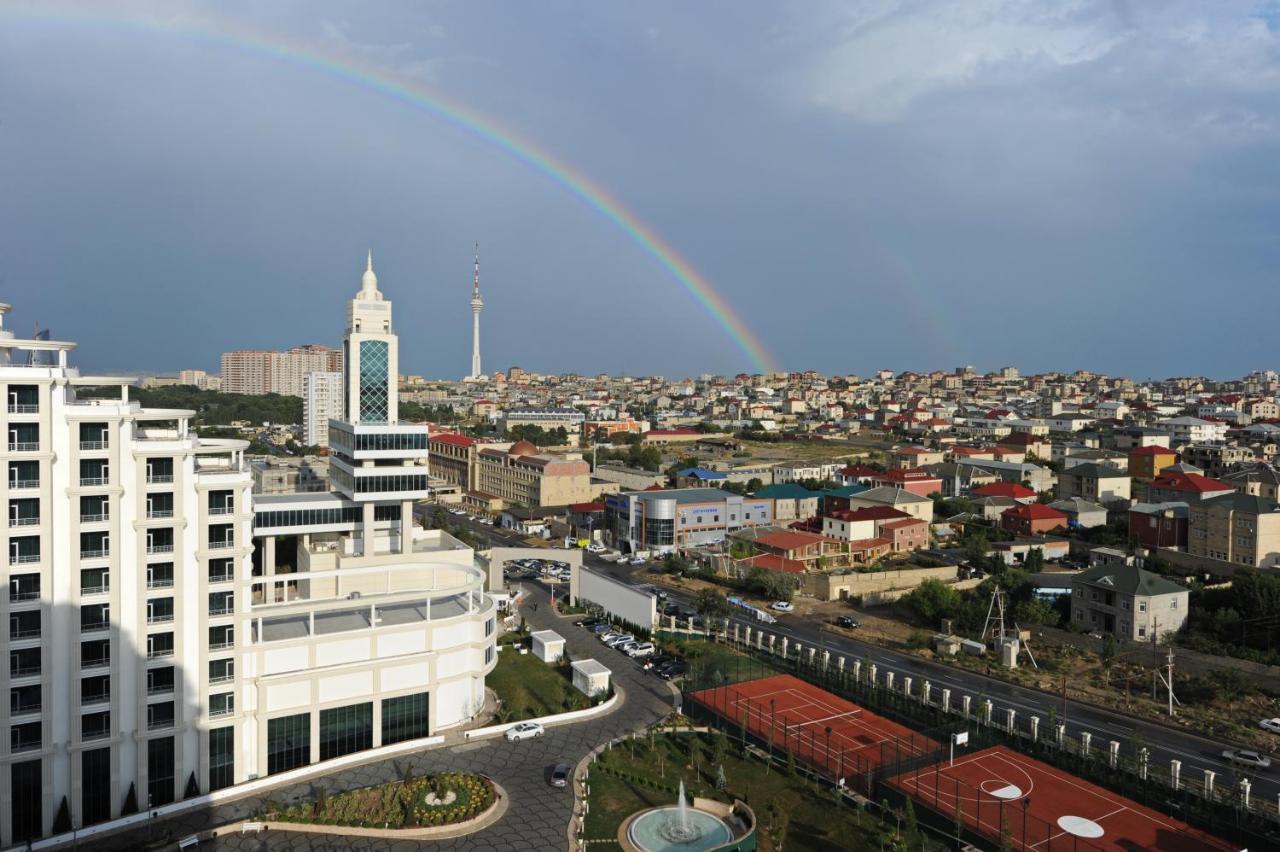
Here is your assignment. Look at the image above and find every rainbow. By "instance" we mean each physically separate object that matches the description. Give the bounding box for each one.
[6,5,780,373]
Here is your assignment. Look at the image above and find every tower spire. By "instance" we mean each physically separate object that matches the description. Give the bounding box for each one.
[473,243,480,296]
[468,243,484,380]
[360,249,379,297]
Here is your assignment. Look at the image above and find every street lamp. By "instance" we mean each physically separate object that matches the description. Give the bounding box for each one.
[825,726,833,777]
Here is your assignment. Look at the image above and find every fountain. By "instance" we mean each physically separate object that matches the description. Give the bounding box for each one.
[624,780,734,852]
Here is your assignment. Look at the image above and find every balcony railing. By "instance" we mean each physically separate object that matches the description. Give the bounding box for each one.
[10,554,40,565]
[9,590,40,602]
[81,620,109,632]
[208,506,234,515]
[8,404,39,414]
[81,692,110,706]
[11,664,41,678]
[208,539,235,550]
[146,509,174,519]
[209,705,235,719]
[147,647,174,660]
[79,440,108,450]
[208,639,234,651]
[10,479,39,489]
[147,683,174,696]
[81,583,110,596]
[79,513,107,523]
[80,549,109,559]
[11,736,41,753]
[10,627,41,640]
[146,544,174,555]
[82,725,111,741]
[147,577,174,590]
[10,516,40,527]
[147,716,175,732]
[147,474,174,484]
[147,613,174,625]
[82,656,110,669]
[10,701,40,715]
[8,442,38,452]
[208,570,234,583]
[209,672,234,685]
[208,604,234,616]
[79,477,108,487]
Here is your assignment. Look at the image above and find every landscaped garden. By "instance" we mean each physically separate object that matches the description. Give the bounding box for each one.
[488,635,592,721]
[267,772,495,830]
[656,636,782,687]
[584,726,920,851]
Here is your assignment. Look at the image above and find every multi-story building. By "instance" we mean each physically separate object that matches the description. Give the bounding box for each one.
[1055,462,1131,504]
[302,370,342,447]
[1128,445,1178,480]
[496,407,585,436]
[0,260,498,845]
[1188,491,1280,567]
[1181,443,1256,478]
[1222,463,1280,502]
[604,487,773,555]
[474,440,594,508]
[1070,564,1188,642]
[220,344,342,397]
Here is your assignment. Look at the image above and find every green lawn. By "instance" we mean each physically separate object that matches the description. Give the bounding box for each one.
[487,642,588,721]
[584,731,893,852]
[656,637,782,689]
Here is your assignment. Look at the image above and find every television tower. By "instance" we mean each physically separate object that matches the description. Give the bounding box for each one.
[469,244,483,380]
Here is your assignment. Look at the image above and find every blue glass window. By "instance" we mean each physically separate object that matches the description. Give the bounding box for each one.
[358,340,389,422]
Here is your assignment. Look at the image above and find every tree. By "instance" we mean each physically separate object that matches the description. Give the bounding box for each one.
[695,588,732,619]
[1100,634,1118,667]
[900,578,962,626]
[1023,547,1045,572]
[746,566,797,603]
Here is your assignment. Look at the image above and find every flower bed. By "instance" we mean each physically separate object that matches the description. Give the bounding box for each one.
[268,772,496,830]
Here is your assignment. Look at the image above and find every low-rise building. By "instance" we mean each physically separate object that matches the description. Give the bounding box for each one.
[603,487,772,554]
[1188,492,1280,567]
[1048,497,1108,529]
[1144,472,1234,505]
[1128,445,1179,480]
[754,483,820,521]
[847,485,935,522]
[1070,565,1188,642]
[1128,502,1189,551]
[1000,503,1069,536]
[475,440,594,508]
[1056,463,1131,504]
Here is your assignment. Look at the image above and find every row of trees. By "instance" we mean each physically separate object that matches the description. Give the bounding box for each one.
[80,384,303,426]
[898,559,1063,635]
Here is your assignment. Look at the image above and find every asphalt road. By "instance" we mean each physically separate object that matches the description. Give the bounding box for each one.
[455,514,1280,806]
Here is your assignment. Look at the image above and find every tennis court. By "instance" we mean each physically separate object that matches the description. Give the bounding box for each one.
[688,673,940,782]
[887,745,1240,852]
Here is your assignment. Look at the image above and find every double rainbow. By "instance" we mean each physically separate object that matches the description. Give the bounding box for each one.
[7,5,780,374]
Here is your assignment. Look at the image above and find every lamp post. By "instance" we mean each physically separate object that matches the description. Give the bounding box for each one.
[825,726,833,778]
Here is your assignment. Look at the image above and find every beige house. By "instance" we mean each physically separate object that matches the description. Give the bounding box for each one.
[848,486,935,523]
[475,440,594,508]
[1056,463,1131,503]
[1188,492,1280,567]
[1070,564,1188,642]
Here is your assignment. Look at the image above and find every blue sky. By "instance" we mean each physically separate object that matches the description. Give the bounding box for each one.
[2,0,1279,379]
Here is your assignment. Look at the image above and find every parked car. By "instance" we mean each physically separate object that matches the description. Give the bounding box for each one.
[657,661,688,680]
[835,615,860,629]
[615,640,639,654]
[1222,748,1272,769]
[770,601,794,613]
[628,556,646,566]
[1260,719,1280,735]
[550,763,572,788]
[604,634,636,648]
[575,617,601,628]
[662,603,681,617]
[626,642,656,658]
[591,623,612,634]
[506,721,545,742]
[645,654,673,671]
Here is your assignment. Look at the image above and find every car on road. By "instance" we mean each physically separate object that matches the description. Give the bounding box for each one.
[626,642,656,658]
[1222,748,1272,769]
[835,615,860,629]
[506,721,545,742]
[1261,719,1280,735]
[628,556,646,566]
[770,601,794,613]
[586,544,606,553]
[549,763,572,788]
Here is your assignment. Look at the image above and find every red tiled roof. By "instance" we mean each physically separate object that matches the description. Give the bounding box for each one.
[971,482,1037,499]
[846,536,893,552]
[1150,473,1232,493]
[828,506,911,522]
[878,468,940,482]
[739,553,806,574]
[1002,503,1068,521]
[882,518,926,530]
[754,530,825,551]
[646,428,700,436]
[430,432,475,447]
[569,502,606,513]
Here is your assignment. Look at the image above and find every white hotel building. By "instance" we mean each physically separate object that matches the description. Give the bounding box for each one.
[0,257,497,844]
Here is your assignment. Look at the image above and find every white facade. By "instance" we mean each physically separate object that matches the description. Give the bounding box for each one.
[302,371,342,447]
[0,257,497,845]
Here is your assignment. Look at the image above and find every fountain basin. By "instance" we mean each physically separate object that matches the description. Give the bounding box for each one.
[625,806,733,852]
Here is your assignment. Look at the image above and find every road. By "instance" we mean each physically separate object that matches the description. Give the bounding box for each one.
[455,513,1280,807]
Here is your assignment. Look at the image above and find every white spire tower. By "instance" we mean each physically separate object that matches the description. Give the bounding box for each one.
[468,244,484,380]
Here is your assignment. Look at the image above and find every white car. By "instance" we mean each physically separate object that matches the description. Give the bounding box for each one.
[770,601,794,613]
[626,642,656,658]
[1222,748,1272,769]
[604,634,635,648]
[628,556,646,566]
[586,544,606,553]
[1262,719,1280,735]
[505,721,545,742]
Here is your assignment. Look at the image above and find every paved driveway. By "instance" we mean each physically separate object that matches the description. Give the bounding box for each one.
[85,584,672,851]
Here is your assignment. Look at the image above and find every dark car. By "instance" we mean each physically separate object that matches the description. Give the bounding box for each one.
[645,654,673,671]
[657,661,688,680]
[662,603,681,616]
[550,763,572,787]
[835,615,859,629]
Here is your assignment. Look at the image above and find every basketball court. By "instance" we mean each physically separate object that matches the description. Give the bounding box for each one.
[887,745,1240,852]
[688,673,939,781]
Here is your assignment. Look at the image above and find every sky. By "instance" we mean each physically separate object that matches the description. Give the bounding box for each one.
[2,0,1279,380]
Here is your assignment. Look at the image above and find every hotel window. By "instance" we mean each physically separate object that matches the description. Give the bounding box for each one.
[147,736,176,806]
[381,693,428,746]
[81,711,111,741]
[267,713,311,775]
[209,727,235,791]
[320,702,373,761]
[147,700,175,731]
[82,747,112,825]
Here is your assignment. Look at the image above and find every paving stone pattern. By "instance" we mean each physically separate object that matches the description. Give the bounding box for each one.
[85,585,673,851]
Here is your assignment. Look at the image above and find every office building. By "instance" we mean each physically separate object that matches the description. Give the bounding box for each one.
[603,487,773,555]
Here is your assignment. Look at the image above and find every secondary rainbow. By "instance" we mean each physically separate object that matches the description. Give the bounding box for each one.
[9,6,779,373]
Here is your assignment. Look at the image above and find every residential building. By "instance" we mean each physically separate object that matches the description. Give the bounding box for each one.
[969,482,1037,503]
[1056,463,1131,503]
[1181,443,1256,478]
[847,486,935,523]
[1048,497,1108,529]
[772,461,843,484]
[591,463,667,492]
[1070,565,1188,642]
[865,467,943,497]
[1144,472,1234,505]
[1128,502,1189,551]
[754,483,820,521]
[302,370,342,447]
[1161,416,1228,446]
[1128,445,1178,481]
[219,344,342,397]
[1000,503,1069,536]
[889,446,945,468]
[1222,463,1280,502]
[1188,492,1280,567]
[603,487,772,554]
[497,407,585,436]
